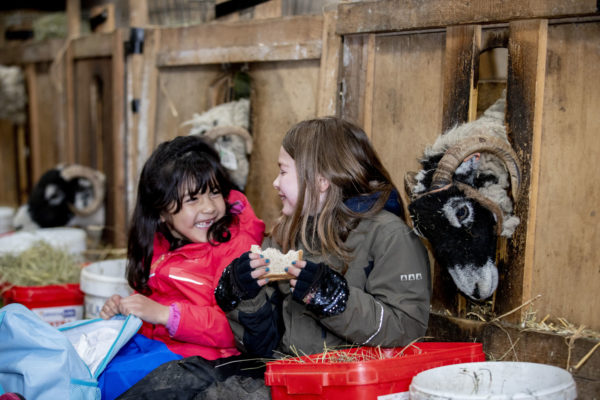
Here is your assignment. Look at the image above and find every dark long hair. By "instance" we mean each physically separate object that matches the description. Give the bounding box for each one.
[127,135,236,294]
[271,117,403,263]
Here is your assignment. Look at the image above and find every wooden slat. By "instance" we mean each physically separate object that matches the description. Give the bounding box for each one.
[111,29,127,247]
[338,34,369,125]
[442,25,481,131]
[67,0,81,38]
[0,39,65,65]
[316,10,341,117]
[244,60,320,229]
[128,0,148,27]
[532,21,600,330]
[65,43,76,164]
[337,0,599,35]
[497,19,548,321]
[71,33,115,59]
[157,42,321,66]
[368,30,445,215]
[24,64,41,182]
[362,34,376,138]
[0,120,20,206]
[16,125,27,204]
[126,29,161,221]
[431,25,481,314]
[156,15,323,66]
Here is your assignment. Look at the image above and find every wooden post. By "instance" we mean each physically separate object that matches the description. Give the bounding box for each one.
[316,10,341,117]
[24,64,41,182]
[442,24,481,131]
[111,29,127,247]
[129,0,149,27]
[435,24,482,315]
[497,19,548,321]
[67,0,81,38]
[362,34,376,139]
[65,42,76,164]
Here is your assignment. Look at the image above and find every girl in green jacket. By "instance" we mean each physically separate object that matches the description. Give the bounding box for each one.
[216,116,431,357]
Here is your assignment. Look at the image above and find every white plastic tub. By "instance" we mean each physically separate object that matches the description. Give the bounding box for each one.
[80,259,133,319]
[409,361,576,400]
[0,227,87,256]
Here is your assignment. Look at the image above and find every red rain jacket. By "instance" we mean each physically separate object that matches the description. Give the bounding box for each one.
[139,190,265,359]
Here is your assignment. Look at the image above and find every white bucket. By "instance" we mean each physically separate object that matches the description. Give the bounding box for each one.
[0,231,38,255]
[0,227,87,256]
[35,227,87,255]
[409,361,577,400]
[80,259,133,319]
[0,207,14,234]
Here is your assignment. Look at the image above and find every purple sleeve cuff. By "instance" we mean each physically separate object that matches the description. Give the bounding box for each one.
[166,303,181,336]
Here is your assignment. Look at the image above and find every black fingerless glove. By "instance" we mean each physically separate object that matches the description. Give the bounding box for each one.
[215,251,261,312]
[292,260,349,317]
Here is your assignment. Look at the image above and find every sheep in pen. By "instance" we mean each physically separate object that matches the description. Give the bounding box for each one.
[405,94,522,301]
[13,164,106,241]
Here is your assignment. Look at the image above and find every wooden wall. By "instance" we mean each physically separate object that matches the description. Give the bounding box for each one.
[336,0,600,332]
[0,2,598,394]
[335,1,599,396]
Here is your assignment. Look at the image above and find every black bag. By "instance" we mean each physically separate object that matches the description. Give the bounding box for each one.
[117,355,270,400]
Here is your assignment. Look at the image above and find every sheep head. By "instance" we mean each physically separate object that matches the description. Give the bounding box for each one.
[14,164,105,230]
[405,105,521,301]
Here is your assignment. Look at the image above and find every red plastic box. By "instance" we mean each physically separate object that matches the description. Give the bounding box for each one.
[265,342,485,400]
[2,283,84,327]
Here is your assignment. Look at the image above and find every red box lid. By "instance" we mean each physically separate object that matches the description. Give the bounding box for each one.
[2,283,84,309]
[265,342,485,397]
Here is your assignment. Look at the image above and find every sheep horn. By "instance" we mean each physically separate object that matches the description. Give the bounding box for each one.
[60,164,106,216]
[202,126,253,154]
[431,135,521,202]
[404,171,418,200]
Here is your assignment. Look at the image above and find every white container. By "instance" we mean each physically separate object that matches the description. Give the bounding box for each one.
[35,227,87,255]
[0,227,87,256]
[80,259,133,319]
[409,361,577,400]
[0,206,14,234]
[0,231,38,255]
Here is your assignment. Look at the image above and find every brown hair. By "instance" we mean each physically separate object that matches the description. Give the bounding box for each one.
[271,117,403,264]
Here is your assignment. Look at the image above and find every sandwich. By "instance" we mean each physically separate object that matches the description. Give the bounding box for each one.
[250,244,302,281]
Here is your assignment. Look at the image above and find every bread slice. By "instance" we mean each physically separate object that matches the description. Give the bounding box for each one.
[250,244,303,281]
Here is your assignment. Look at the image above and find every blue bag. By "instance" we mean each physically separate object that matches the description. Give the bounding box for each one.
[98,334,183,400]
[0,303,141,400]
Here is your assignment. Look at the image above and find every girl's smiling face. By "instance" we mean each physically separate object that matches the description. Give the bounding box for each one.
[163,187,226,243]
[273,147,299,216]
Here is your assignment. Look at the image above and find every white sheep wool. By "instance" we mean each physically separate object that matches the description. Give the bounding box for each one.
[181,98,253,190]
[0,65,27,124]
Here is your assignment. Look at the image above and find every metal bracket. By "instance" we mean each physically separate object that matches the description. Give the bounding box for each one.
[124,27,145,56]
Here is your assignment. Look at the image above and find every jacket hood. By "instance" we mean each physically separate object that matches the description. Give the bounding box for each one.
[344,189,403,217]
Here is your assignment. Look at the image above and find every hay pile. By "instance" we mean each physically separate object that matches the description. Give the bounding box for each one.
[0,241,81,289]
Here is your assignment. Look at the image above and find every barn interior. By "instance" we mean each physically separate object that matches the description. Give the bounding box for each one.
[0,0,599,398]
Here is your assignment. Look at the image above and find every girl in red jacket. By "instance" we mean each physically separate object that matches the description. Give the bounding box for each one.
[99,135,265,398]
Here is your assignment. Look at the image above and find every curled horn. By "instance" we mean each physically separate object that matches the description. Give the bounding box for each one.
[60,164,106,216]
[430,135,522,202]
[404,171,418,200]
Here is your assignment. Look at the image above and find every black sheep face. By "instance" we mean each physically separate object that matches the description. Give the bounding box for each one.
[27,169,74,227]
[408,185,499,300]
